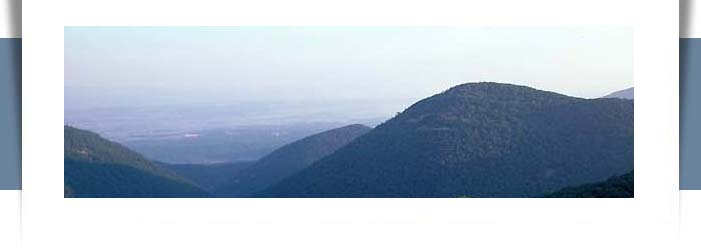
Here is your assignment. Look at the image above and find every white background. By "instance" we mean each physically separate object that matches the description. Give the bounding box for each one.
[1,0,20,248]
[22,1,680,247]
[0,191,20,248]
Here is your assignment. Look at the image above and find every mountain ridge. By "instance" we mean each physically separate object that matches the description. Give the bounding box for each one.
[214,124,372,197]
[602,87,633,99]
[545,170,633,198]
[257,82,633,197]
[64,126,209,197]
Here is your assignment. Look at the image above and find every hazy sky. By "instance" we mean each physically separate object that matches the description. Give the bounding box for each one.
[65,26,633,108]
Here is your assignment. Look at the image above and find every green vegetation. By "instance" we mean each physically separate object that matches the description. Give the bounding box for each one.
[545,171,633,198]
[257,82,633,198]
[63,83,634,198]
[163,161,255,191]
[214,124,372,197]
[64,126,209,198]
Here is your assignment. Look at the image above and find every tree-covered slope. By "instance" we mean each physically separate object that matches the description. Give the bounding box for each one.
[214,124,371,197]
[257,82,634,198]
[163,161,255,191]
[545,171,633,198]
[64,126,209,197]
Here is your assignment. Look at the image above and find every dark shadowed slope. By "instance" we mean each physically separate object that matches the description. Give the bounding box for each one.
[163,161,255,191]
[602,87,633,99]
[214,124,372,197]
[64,126,209,197]
[545,171,633,198]
[258,82,634,198]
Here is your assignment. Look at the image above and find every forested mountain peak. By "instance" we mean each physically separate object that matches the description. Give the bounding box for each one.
[443,82,568,98]
[258,83,633,197]
[387,83,578,130]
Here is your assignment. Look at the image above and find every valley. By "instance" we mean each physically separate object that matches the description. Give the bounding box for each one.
[64,83,634,198]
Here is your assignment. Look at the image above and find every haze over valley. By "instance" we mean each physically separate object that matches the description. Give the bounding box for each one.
[64,27,634,198]
[65,98,414,163]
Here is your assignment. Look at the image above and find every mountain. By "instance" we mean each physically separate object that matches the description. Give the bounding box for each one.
[64,126,209,197]
[162,161,255,191]
[545,171,633,198]
[257,82,634,198]
[602,87,633,99]
[214,124,372,197]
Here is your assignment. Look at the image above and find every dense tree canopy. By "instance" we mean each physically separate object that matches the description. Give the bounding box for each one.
[64,83,634,198]
[163,161,256,191]
[64,126,209,198]
[545,171,633,198]
[257,82,634,198]
[214,124,372,197]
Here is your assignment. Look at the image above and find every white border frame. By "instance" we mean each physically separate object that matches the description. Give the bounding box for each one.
[22,1,679,247]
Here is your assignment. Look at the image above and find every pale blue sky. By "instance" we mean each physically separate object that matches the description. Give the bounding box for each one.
[65,26,633,108]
